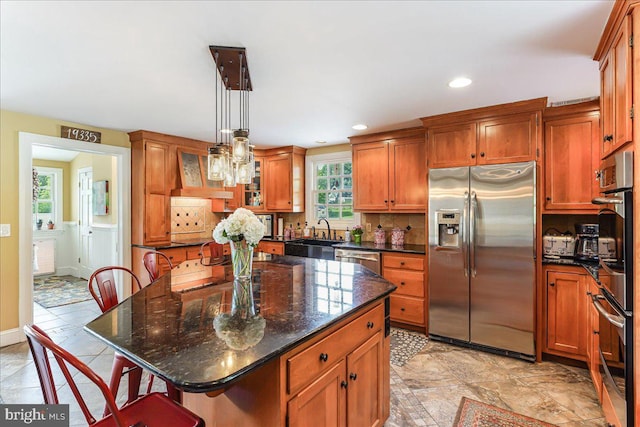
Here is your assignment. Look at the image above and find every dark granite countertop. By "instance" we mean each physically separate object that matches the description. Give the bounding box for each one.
[332,241,426,254]
[542,257,598,282]
[132,238,212,250]
[84,255,396,393]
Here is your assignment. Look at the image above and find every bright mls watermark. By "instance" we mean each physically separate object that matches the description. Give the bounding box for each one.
[1,404,68,426]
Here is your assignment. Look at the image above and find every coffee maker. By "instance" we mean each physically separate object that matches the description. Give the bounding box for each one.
[574,223,599,262]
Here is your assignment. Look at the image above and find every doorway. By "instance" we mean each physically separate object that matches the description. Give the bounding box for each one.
[18,132,131,338]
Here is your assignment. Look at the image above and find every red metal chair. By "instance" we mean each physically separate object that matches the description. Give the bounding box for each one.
[88,266,179,410]
[24,324,204,427]
[199,241,225,266]
[142,250,174,283]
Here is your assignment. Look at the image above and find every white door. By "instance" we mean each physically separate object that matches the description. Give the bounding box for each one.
[78,168,93,279]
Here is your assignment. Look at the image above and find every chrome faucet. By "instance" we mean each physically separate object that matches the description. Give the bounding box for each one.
[318,218,331,240]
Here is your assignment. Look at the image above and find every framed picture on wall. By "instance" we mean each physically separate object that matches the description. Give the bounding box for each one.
[93,180,109,215]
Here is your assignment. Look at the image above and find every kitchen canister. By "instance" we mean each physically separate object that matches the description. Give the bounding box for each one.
[374,225,385,245]
[391,227,405,247]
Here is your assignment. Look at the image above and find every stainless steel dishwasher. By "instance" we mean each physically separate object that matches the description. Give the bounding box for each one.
[334,248,381,275]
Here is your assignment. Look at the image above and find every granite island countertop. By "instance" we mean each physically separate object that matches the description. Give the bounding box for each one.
[84,255,396,393]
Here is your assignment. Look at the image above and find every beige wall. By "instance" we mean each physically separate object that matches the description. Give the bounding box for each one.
[32,159,72,222]
[0,109,130,333]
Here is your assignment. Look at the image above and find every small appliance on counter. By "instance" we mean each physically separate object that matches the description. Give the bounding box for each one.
[574,223,599,262]
[542,228,575,259]
[597,236,616,261]
[255,214,273,238]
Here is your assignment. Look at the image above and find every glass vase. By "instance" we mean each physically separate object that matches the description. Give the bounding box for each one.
[229,239,255,318]
[354,234,362,244]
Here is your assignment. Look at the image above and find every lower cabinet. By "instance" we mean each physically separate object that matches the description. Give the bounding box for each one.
[285,302,386,427]
[543,265,588,359]
[256,241,284,255]
[383,253,426,330]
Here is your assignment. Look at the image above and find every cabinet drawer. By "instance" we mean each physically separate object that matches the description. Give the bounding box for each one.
[383,269,424,297]
[287,303,384,394]
[257,241,284,255]
[382,254,424,270]
[159,248,187,267]
[390,295,424,325]
[186,245,205,260]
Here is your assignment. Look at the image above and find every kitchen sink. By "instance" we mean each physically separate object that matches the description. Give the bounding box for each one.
[284,239,342,259]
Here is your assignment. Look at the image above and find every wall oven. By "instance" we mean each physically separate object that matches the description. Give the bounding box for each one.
[592,151,633,426]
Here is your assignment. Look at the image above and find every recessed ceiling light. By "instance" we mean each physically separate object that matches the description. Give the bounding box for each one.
[315,140,327,144]
[448,77,472,88]
[352,124,368,130]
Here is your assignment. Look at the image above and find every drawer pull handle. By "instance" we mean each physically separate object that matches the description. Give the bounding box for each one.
[340,381,348,389]
[400,262,405,266]
[400,282,405,285]
[319,353,329,362]
[594,330,599,335]
[349,373,357,381]
[366,321,374,329]
[549,282,555,287]
[400,307,405,311]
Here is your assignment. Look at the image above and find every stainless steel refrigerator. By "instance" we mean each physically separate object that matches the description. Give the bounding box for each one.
[428,161,536,358]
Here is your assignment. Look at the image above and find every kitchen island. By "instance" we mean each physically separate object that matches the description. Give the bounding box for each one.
[85,254,396,426]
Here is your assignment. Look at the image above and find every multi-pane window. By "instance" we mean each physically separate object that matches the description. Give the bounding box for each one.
[313,160,353,221]
[32,167,61,228]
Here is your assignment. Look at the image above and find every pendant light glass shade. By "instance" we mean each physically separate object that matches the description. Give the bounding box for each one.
[232,129,250,163]
[236,161,252,185]
[224,156,236,187]
[207,144,228,181]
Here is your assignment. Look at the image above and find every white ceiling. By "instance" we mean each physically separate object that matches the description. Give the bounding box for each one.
[32,146,79,162]
[1,1,613,149]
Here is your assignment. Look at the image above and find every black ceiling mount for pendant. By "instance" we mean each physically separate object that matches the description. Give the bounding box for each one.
[209,46,253,91]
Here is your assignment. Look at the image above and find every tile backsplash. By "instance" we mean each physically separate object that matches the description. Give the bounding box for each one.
[170,198,221,240]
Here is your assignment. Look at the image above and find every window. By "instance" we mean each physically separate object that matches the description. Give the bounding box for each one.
[306,151,359,229]
[33,167,62,229]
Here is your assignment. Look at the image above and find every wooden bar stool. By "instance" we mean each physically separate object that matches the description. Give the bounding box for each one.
[24,324,204,427]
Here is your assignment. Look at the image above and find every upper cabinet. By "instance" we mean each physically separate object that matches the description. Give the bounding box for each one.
[350,127,426,212]
[542,101,600,213]
[595,6,633,157]
[264,146,306,212]
[422,98,545,169]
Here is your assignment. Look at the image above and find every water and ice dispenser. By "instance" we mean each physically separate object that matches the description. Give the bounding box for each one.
[436,210,461,248]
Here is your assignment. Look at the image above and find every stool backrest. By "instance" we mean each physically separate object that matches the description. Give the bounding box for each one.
[200,241,225,266]
[24,324,126,426]
[88,266,141,313]
[142,251,173,282]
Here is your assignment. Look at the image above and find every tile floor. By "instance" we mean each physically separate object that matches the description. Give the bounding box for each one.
[1,301,607,426]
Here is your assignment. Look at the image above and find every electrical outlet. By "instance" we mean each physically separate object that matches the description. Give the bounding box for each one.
[366,223,371,232]
[0,224,10,237]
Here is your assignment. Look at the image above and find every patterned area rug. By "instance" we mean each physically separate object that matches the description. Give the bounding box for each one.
[454,397,558,427]
[390,327,429,367]
[33,275,91,308]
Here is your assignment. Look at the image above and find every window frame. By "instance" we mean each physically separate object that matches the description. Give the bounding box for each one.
[33,166,63,229]
[305,150,360,230]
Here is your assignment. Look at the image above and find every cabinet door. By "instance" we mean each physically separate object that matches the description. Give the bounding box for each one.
[144,141,171,244]
[240,157,265,211]
[388,137,426,211]
[544,114,600,211]
[612,17,632,150]
[347,333,382,427]
[144,194,170,244]
[427,122,476,168]
[546,270,587,357]
[288,360,347,427]
[265,153,292,211]
[600,52,614,156]
[352,142,389,211]
[145,141,171,195]
[477,112,538,165]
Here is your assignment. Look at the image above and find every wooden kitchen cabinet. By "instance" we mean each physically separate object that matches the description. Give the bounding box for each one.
[542,101,600,212]
[285,303,385,427]
[543,265,588,360]
[598,15,632,157]
[264,146,306,212]
[240,157,265,211]
[256,241,284,255]
[350,127,426,212]
[383,253,426,330]
[422,98,545,169]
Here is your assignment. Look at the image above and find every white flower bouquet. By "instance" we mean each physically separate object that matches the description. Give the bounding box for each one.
[212,207,265,247]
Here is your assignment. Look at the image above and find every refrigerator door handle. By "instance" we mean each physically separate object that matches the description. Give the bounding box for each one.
[470,191,477,278]
[463,191,469,277]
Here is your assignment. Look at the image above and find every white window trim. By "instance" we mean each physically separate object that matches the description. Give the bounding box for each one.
[305,150,360,231]
[34,166,63,228]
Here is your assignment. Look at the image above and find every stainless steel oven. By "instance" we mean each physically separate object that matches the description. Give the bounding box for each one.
[592,151,633,426]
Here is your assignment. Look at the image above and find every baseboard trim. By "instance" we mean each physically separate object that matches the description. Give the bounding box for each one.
[55,267,79,276]
[0,327,24,347]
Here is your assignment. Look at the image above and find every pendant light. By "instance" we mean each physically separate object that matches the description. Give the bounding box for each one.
[208,46,253,186]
